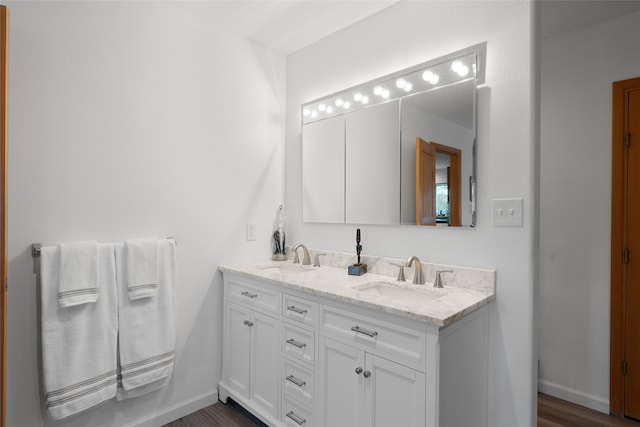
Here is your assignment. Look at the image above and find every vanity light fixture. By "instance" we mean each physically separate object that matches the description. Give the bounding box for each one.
[422,70,440,85]
[301,46,483,125]
[451,60,469,77]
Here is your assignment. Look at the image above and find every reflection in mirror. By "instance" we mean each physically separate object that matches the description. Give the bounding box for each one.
[302,115,345,223]
[346,100,400,225]
[401,79,475,226]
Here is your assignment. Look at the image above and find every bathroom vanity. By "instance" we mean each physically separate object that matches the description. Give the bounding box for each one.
[218,250,495,427]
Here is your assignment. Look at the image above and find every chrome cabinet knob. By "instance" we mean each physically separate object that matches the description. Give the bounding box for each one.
[363,370,371,378]
[355,367,363,375]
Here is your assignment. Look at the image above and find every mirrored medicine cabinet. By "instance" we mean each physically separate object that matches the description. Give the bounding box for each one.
[302,43,485,227]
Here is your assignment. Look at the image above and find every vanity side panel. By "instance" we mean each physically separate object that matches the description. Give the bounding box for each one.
[439,305,488,427]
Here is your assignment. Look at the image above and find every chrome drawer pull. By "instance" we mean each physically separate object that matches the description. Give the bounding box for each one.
[243,320,253,327]
[286,338,307,349]
[286,411,306,425]
[286,374,306,387]
[241,291,258,299]
[287,305,308,315]
[351,325,378,338]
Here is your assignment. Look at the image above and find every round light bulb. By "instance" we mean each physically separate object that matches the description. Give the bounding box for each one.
[381,89,390,99]
[451,60,463,73]
[303,108,311,116]
[343,101,351,109]
[430,73,440,84]
[326,106,334,114]
[422,70,434,82]
[373,86,383,96]
[361,95,370,104]
[403,82,413,92]
[318,103,327,111]
[335,98,344,107]
[395,78,406,89]
[310,110,318,118]
[458,65,469,77]
[353,92,363,101]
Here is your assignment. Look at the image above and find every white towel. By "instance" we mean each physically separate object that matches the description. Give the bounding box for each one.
[124,239,159,300]
[40,244,118,420]
[116,239,176,397]
[58,241,99,307]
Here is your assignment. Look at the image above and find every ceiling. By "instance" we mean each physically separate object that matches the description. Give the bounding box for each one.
[540,0,640,39]
[172,1,640,55]
[172,1,399,55]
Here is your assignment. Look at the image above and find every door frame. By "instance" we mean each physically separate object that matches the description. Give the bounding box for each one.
[0,6,7,426]
[431,141,462,227]
[610,76,640,416]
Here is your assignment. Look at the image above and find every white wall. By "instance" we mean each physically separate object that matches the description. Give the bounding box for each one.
[539,9,640,412]
[6,2,285,426]
[286,2,537,426]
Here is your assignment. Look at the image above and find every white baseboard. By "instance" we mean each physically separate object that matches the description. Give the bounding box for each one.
[121,389,219,427]
[538,379,609,414]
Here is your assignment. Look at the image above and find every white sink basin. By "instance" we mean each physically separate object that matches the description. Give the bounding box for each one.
[355,281,446,302]
[256,263,314,275]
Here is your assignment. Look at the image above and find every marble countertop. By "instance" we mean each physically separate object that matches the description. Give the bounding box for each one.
[219,255,495,328]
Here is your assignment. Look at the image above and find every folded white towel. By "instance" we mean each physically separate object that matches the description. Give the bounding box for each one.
[58,241,99,307]
[40,244,118,420]
[116,239,176,397]
[124,239,159,300]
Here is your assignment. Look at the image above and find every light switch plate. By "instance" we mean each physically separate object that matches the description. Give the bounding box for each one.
[491,198,523,227]
[246,223,256,241]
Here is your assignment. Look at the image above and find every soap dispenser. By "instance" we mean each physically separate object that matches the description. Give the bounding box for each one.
[272,205,287,261]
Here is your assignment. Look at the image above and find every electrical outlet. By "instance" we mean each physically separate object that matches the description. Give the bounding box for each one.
[246,223,256,241]
[491,198,523,227]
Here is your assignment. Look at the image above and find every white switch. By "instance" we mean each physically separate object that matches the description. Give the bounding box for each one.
[491,198,523,227]
[246,223,256,241]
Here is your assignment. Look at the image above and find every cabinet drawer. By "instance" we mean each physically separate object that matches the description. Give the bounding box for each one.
[320,305,425,369]
[283,293,318,328]
[282,358,314,405]
[226,276,279,314]
[283,323,315,366]
[282,395,313,427]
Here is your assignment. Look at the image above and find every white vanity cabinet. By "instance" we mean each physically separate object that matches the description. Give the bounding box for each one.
[219,269,490,427]
[281,293,318,427]
[318,304,427,427]
[318,336,426,427]
[220,276,281,423]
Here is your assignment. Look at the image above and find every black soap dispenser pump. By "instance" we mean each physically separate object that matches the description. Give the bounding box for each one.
[348,228,368,276]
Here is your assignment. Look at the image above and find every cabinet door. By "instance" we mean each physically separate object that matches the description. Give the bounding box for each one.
[250,310,280,418]
[364,355,426,427]
[224,302,251,399]
[318,337,364,427]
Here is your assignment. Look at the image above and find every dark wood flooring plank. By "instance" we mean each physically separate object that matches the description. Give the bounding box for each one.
[538,393,640,427]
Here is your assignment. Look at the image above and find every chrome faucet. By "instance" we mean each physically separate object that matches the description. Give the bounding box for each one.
[292,244,311,265]
[405,256,425,285]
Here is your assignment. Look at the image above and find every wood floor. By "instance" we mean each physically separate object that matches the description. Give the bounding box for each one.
[537,393,638,427]
[164,393,640,427]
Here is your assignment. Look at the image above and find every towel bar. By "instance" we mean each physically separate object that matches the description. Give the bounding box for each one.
[31,238,177,258]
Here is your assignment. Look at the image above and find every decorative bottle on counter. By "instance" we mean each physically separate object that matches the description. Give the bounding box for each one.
[272,205,287,261]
